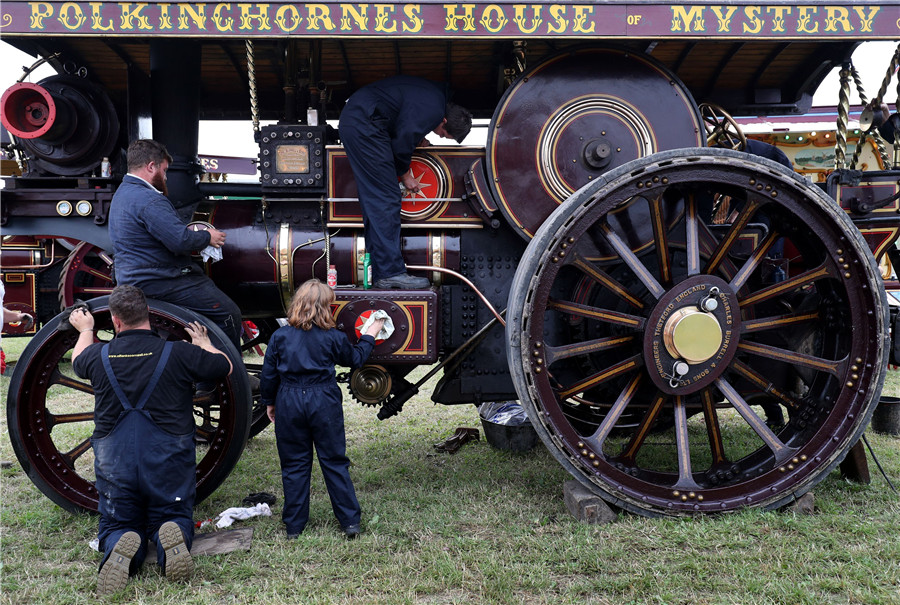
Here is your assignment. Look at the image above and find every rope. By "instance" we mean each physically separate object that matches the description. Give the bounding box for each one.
[246,39,259,133]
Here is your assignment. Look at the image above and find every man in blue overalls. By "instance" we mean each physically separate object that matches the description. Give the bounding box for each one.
[70,285,232,595]
[339,76,472,289]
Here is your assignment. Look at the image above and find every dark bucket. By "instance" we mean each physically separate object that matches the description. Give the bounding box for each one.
[480,417,540,452]
[871,396,900,436]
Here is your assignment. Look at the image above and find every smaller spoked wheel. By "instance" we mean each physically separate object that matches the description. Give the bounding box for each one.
[58,241,115,309]
[699,103,747,151]
[6,297,251,513]
[507,147,887,517]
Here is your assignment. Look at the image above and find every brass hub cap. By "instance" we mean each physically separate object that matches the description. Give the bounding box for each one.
[663,308,723,363]
[644,275,741,394]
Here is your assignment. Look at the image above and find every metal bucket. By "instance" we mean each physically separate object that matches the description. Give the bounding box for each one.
[480,418,539,452]
[871,396,900,436]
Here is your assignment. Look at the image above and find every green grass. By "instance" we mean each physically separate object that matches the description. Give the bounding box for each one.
[2,336,899,604]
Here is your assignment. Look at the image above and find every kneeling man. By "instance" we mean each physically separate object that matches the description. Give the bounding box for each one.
[70,285,232,595]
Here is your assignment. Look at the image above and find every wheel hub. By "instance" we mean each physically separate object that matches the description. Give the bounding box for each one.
[663,308,722,363]
[644,275,741,394]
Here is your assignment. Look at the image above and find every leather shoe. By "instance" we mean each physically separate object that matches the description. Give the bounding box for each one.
[343,524,360,540]
[374,273,430,290]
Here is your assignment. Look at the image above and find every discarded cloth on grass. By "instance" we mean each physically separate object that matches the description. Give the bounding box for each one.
[359,310,394,340]
[215,502,272,528]
[478,401,529,426]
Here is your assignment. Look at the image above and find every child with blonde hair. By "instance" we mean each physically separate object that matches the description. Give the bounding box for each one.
[260,279,384,539]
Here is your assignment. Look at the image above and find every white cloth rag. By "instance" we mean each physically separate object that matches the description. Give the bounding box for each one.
[360,309,394,340]
[201,245,223,263]
[215,502,272,528]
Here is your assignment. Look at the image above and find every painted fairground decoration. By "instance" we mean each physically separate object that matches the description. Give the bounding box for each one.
[1,2,896,38]
[750,132,887,183]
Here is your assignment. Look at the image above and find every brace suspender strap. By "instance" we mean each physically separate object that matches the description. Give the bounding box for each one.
[101,341,174,411]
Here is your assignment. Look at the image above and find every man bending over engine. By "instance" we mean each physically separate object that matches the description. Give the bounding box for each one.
[339,76,472,289]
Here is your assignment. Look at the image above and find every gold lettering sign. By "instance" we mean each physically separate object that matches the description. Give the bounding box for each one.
[275,144,310,173]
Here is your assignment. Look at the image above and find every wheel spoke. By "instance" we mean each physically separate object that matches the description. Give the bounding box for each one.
[547,298,645,330]
[584,373,643,447]
[648,193,672,287]
[76,286,114,296]
[46,411,93,429]
[715,377,797,464]
[742,310,821,334]
[571,253,645,310]
[544,335,637,365]
[739,263,833,308]
[80,265,113,281]
[685,192,701,276]
[52,371,94,396]
[737,341,845,377]
[703,196,765,275]
[618,391,667,463]
[61,437,92,468]
[700,388,727,466]
[728,230,780,291]
[672,395,702,490]
[698,220,739,280]
[728,359,799,410]
[557,354,643,401]
[599,223,665,299]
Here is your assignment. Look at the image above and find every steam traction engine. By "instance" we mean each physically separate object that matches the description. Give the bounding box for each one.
[2,0,899,518]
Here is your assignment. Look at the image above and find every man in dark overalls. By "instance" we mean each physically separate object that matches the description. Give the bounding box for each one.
[108,139,242,350]
[70,285,232,595]
[339,76,472,289]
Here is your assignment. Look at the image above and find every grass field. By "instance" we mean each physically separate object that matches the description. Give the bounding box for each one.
[1,335,899,604]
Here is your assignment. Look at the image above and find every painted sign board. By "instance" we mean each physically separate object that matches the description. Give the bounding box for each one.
[1,1,896,38]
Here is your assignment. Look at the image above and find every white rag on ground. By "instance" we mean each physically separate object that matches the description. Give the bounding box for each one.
[360,309,394,340]
[201,245,223,263]
[215,502,272,528]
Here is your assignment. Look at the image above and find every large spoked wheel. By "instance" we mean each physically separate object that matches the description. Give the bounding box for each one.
[6,297,252,513]
[507,148,887,517]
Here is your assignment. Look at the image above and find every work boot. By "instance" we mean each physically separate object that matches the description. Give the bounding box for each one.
[343,524,361,540]
[97,531,140,596]
[159,521,193,582]
[374,273,430,290]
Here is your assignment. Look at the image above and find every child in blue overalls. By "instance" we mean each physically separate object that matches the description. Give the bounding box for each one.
[260,279,384,539]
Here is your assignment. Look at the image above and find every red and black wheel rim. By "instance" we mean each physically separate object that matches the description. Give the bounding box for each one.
[507,148,887,517]
[6,297,251,513]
